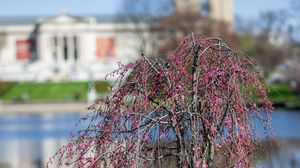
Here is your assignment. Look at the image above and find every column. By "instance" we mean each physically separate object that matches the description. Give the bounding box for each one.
[68,36,74,63]
[37,34,48,62]
[57,36,63,63]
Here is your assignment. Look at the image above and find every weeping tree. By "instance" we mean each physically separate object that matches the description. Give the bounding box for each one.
[48,33,272,168]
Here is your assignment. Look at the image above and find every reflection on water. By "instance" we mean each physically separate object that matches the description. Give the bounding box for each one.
[255,138,300,168]
[0,110,299,168]
[0,113,84,168]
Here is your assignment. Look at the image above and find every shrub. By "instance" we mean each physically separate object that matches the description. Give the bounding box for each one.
[0,81,16,98]
[94,81,111,93]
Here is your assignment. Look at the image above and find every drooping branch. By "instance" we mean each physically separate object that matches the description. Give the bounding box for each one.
[49,33,272,168]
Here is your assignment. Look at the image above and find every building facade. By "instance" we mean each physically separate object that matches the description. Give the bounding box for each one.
[209,0,233,24]
[0,0,233,82]
[0,13,148,81]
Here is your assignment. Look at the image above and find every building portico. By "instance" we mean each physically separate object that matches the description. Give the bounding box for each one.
[0,13,141,81]
[0,0,233,82]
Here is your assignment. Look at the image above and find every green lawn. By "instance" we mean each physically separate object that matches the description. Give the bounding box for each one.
[0,82,89,102]
[1,81,299,108]
[0,81,111,103]
[268,83,298,102]
[0,81,16,97]
[268,83,300,108]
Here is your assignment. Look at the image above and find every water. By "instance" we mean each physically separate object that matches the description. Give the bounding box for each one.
[0,112,85,168]
[0,110,299,168]
[0,113,83,140]
[255,110,300,168]
[271,109,300,138]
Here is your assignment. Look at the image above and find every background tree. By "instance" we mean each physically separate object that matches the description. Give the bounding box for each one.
[156,12,235,57]
[49,34,272,168]
[235,10,293,70]
[117,0,236,58]
[116,0,173,56]
[269,57,300,93]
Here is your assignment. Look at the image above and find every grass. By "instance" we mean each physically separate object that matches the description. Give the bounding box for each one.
[0,82,89,102]
[0,81,112,103]
[268,83,300,109]
[0,81,16,97]
[1,81,300,108]
[268,83,299,102]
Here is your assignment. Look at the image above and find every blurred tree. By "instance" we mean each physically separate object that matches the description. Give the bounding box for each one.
[289,0,300,55]
[290,0,300,36]
[235,9,293,70]
[259,10,290,41]
[269,57,300,92]
[237,33,257,55]
[258,10,293,69]
[157,12,236,57]
[236,33,288,70]
[261,1,300,89]
[118,0,235,58]
[117,0,173,56]
[255,43,286,69]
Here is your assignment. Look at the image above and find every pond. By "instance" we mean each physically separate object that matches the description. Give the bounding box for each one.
[0,109,299,168]
[0,112,85,168]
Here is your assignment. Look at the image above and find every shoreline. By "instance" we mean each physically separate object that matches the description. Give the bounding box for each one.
[1,101,299,114]
[0,102,91,114]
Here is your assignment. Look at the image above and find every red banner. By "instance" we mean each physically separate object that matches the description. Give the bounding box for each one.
[96,38,115,59]
[16,39,34,60]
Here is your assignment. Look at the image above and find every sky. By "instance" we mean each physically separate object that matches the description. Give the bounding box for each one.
[234,0,290,19]
[0,0,291,20]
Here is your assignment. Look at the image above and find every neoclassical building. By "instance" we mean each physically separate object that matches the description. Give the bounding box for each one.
[0,0,233,81]
[0,13,149,81]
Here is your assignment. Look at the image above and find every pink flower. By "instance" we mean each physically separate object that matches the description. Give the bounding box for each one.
[70,131,75,138]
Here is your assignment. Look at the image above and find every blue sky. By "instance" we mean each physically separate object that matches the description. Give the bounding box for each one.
[0,0,291,20]
[235,0,290,19]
